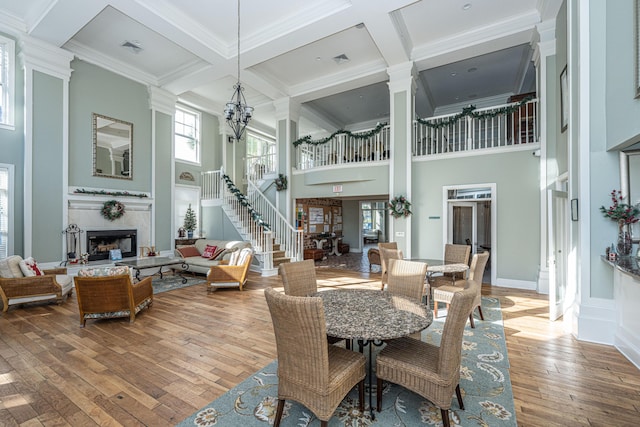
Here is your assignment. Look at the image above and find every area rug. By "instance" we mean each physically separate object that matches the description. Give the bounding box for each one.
[176,297,515,427]
[151,275,206,294]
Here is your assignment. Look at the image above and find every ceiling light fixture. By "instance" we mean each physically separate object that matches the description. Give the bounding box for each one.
[224,0,253,142]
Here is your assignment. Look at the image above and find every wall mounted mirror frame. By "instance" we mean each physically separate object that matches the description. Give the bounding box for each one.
[620,149,640,242]
[93,113,133,180]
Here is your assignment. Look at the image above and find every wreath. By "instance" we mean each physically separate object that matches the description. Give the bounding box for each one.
[388,195,412,218]
[101,200,125,221]
[275,174,288,191]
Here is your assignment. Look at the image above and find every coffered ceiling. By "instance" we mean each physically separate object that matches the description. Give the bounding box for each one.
[0,0,562,136]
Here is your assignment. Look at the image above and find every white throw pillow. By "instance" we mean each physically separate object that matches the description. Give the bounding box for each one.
[19,257,44,277]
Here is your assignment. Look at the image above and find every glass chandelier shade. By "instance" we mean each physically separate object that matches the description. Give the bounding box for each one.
[225,0,253,142]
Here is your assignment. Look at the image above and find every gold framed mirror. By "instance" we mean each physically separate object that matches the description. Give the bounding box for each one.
[92,113,133,179]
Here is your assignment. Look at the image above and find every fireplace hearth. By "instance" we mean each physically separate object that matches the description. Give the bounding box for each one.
[87,229,137,261]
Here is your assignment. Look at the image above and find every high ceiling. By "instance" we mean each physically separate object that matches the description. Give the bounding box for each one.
[0,0,562,136]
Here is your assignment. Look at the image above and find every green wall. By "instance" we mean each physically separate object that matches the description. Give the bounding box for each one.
[412,150,540,282]
[31,71,65,261]
[155,111,172,251]
[69,59,151,191]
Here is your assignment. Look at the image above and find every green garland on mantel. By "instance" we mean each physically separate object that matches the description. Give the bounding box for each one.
[416,95,534,129]
[293,122,388,147]
[74,188,149,198]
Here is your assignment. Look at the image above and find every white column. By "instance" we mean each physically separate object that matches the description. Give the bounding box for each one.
[274,97,301,223]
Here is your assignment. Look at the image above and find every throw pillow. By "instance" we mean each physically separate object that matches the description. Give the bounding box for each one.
[202,244,218,259]
[211,247,227,260]
[19,257,44,277]
[177,246,200,258]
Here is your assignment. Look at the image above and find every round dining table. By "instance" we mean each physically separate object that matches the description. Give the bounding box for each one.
[409,258,469,284]
[313,288,432,418]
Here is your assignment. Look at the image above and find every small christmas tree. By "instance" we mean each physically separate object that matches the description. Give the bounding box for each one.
[183,204,197,233]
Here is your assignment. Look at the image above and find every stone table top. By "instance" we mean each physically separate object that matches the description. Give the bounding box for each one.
[313,289,433,341]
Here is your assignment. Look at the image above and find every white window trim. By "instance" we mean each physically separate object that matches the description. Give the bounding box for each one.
[175,104,201,165]
[0,35,15,130]
[0,163,15,257]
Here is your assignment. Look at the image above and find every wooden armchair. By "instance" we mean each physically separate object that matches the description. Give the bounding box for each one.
[0,256,73,313]
[207,247,254,292]
[73,267,153,327]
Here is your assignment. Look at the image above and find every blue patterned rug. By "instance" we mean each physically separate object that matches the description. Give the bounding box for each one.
[176,297,515,426]
[152,275,206,294]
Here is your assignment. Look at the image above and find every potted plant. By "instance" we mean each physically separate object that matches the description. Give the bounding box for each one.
[183,204,197,238]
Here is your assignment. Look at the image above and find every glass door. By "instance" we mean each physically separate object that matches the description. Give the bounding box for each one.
[448,202,477,252]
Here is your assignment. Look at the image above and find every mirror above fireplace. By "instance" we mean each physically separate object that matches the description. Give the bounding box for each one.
[93,113,133,180]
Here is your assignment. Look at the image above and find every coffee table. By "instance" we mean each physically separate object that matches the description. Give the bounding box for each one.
[116,257,189,283]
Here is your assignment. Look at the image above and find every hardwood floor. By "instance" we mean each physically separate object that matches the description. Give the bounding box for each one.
[0,269,638,426]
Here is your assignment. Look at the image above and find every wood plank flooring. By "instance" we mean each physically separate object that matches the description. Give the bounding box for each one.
[0,269,638,426]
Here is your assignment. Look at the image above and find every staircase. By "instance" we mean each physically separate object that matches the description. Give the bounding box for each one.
[204,171,302,276]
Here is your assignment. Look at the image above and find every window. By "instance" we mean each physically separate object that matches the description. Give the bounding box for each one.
[0,35,15,129]
[0,165,12,258]
[246,131,276,180]
[362,201,386,230]
[175,106,200,164]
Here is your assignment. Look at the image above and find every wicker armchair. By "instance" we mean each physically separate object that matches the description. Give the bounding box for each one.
[378,245,403,289]
[432,251,489,326]
[367,248,381,271]
[207,247,253,292]
[73,272,153,327]
[376,281,478,427]
[0,256,72,313]
[279,259,317,296]
[264,287,365,427]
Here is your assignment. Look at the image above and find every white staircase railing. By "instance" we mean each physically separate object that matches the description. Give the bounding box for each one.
[245,177,303,263]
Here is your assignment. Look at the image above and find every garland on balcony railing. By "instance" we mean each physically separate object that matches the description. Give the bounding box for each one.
[416,95,534,129]
[292,122,388,147]
[222,174,271,230]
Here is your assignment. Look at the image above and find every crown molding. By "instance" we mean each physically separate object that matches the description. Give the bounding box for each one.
[18,35,73,80]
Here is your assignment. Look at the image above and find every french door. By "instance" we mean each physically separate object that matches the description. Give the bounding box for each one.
[448,202,477,252]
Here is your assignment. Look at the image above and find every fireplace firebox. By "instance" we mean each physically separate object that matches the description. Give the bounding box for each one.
[87,229,137,261]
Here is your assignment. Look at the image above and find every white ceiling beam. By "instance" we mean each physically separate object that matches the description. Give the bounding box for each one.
[28,0,108,47]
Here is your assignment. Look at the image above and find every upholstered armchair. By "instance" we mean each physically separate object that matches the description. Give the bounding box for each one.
[0,255,73,313]
[207,247,254,292]
[73,266,153,327]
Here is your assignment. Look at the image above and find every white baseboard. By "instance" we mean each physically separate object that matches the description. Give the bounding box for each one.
[495,278,537,290]
[573,298,616,345]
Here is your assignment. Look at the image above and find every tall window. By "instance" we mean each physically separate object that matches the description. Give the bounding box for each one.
[0,165,12,258]
[0,35,15,129]
[246,131,276,180]
[175,106,200,164]
[362,201,386,231]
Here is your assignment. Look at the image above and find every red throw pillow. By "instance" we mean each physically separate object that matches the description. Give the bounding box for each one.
[211,247,226,260]
[177,246,200,258]
[202,244,218,259]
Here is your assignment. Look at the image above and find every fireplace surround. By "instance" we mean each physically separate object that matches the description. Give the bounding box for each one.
[87,229,137,261]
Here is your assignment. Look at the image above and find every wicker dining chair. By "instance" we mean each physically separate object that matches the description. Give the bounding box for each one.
[387,258,428,302]
[429,244,471,290]
[376,281,478,427]
[432,251,490,326]
[279,259,317,296]
[378,243,402,289]
[279,260,344,346]
[264,287,366,427]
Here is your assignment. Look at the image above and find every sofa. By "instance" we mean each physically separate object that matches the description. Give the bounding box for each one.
[175,239,252,275]
[0,255,73,313]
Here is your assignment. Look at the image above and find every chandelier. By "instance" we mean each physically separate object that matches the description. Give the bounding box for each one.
[224,0,253,142]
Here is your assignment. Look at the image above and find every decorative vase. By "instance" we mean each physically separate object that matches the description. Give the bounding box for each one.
[187,230,193,239]
[617,221,633,256]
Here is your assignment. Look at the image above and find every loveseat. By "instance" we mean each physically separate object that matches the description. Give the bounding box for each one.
[0,255,73,313]
[175,239,252,275]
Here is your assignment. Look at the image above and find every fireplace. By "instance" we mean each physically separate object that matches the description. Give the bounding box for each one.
[87,229,137,261]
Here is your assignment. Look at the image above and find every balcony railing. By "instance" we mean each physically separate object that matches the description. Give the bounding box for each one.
[293,98,538,171]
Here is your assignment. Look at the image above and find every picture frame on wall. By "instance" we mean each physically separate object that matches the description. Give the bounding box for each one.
[636,0,640,98]
[560,65,569,132]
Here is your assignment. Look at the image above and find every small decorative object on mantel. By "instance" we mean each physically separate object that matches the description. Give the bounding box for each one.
[101,200,125,221]
[179,171,195,182]
[388,195,412,219]
[600,189,640,256]
[183,204,197,239]
[178,227,186,238]
[275,174,288,191]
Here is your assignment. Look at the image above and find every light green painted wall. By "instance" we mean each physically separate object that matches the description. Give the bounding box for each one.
[412,150,540,282]
[155,111,172,251]
[342,199,360,249]
[291,164,389,199]
[69,59,151,191]
[32,71,64,261]
[0,32,25,256]
[202,205,242,241]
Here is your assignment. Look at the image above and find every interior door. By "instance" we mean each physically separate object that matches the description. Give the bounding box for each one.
[448,202,477,252]
[548,190,568,321]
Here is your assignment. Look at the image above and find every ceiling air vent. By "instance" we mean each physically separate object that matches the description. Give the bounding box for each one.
[121,40,143,54]
[333,54,350,64]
